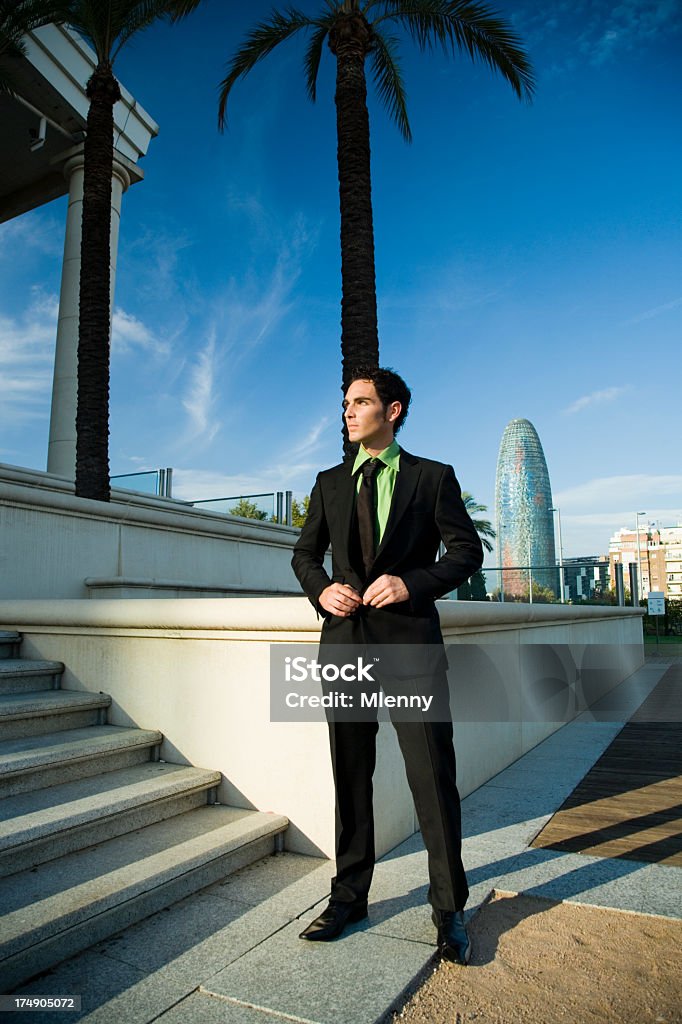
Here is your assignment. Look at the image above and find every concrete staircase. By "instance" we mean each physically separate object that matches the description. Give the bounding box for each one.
[0,631,288,991]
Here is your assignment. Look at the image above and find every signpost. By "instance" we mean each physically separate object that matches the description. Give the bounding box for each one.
[647,591,665,648]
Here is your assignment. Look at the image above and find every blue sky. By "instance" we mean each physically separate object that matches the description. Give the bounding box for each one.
[1,0,680,564]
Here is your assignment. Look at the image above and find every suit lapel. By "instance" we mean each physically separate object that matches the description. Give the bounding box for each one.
[374,448,421,563]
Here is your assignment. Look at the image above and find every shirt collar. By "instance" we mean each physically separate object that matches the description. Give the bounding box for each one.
[351,439,401,476]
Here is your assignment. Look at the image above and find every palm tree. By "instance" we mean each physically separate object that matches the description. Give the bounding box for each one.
[0,1,60,93]
[462,490,495,552]
[37,0,204,501]
[217,1,534,449]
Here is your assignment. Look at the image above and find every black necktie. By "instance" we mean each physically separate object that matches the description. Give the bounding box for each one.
[357,459,381,577]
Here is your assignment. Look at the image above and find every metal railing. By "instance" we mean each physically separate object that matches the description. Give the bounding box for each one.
[446,561,618,605]
[191,491,296,526]
[111,468,173,497]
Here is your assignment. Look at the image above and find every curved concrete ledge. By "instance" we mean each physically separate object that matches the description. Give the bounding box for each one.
[0,463,306,600]
[0,597,645,634]
[439,600,644,631]
[0,465,299,546]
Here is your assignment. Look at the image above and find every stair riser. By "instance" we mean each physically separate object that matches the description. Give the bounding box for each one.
[0,744,160,799]
[0,673,62,696]
[0,789,216,878]
[0,708,108,742]
[0,635,21,660]
[0,833,277,991]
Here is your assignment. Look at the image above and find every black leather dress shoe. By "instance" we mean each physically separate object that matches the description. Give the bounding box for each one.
[299,899,368,941]
[432,909,472,965]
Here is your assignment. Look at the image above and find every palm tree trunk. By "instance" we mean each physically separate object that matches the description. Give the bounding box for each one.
[75,62,120,501]
[331,12,379,453]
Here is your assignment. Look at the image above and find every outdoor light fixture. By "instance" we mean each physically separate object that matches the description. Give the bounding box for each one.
[635,511,646,602]
[29,116,46,152]
[549,507,565,604]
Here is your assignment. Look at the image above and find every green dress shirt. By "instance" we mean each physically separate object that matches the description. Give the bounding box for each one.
[352,440,400,546]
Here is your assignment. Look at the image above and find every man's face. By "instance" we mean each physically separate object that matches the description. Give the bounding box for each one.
[343,379,400,450]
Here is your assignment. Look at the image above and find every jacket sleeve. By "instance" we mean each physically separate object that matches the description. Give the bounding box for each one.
[401,464,484,605]
[291,475,333,613]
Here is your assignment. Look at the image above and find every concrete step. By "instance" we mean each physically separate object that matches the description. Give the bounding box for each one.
[0,804,289,991]
[0,762,222,877]
[0,632,20,659]
[0,689,111,741]
[0,659,64,695]
[0,724,163,798]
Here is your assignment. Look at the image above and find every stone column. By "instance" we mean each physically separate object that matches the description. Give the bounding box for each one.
[47,149,131,479]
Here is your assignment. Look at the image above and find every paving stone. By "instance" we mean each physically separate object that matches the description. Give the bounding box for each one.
[10,948,148,1023]
[493,847,651,913]
[205,850,334,918]
[204,919,436,1024]
[638,862,682,919]
[94,892,291,977]
[156,991,292,1024]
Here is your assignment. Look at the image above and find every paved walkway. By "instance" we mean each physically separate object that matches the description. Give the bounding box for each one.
[11,656,682,1024]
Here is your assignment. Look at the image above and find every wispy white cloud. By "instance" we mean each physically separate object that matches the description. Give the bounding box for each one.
[562,386,628,415]
[0,290,57,426]
[581,0,681,65]
[554,474,682,513]
[546,471,682,555]
[286,416,331,461]
[181,330,221,445]
[622,296,682,326]
[112,307,170,357]
[381,265,510,322]
[172,460,321,504]
[172,210,318,450]
[547,508,682,559]
[0,211,64,261]
[123,228,194,303]
[172,469,269,503]
[513,0,681,72]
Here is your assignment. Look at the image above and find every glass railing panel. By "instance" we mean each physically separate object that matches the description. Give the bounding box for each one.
[111,470,160,495]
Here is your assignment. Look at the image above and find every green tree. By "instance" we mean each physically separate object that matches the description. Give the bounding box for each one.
[469,568,487,600]
[457,492,495,600]
[523,581,557,604]
[290,495,311,528]
[461,491,495,553]
[40,0,203,501]
[218,2,533,451]
[229,497,269,520]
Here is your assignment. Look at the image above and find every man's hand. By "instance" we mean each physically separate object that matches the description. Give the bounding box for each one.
[319,582,362,617]
[363,575,409,608]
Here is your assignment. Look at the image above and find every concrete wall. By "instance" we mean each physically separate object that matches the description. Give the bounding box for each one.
[0,464,306,599]
[0,598,645,859]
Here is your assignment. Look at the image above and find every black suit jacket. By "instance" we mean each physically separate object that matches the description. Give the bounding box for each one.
[291,448,484,646]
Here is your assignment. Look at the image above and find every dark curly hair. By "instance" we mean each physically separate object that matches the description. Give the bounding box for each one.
[347,365,412,435]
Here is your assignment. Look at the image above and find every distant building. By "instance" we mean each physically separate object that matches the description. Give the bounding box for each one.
[609,524,682,599]
[495,418,557,597]
[561,556,610,602]
[661,527,682,599]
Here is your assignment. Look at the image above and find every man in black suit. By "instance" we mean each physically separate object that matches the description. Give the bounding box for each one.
[291,366,483,963]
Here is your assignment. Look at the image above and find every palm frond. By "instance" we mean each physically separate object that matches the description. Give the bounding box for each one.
[368,28,411,141]
[0,0,65,93]
[462,491,496,551]
[218,8,315,130]
[375,0,534,101]
[303,19,333,102]
[111,0,202,61]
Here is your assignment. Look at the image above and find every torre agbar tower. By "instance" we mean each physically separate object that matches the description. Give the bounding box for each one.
[495,418,558,598]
